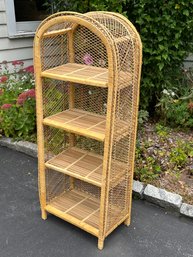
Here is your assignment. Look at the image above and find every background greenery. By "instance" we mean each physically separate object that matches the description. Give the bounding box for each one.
[0,62,36,141]
[45,0,193,115]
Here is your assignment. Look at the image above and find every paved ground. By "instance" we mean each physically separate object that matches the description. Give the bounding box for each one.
[0,146,193,257]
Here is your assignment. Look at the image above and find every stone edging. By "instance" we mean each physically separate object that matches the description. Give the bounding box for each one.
[133,181,193,219]
[0,136,192,219]
[0,137,37,158]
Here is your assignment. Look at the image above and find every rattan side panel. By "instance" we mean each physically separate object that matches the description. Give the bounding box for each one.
[74,179,101,199]
[74,84,107,115]
[85,13,140,234]
[44,126,69,160]
[42,80,69,118]
[105,86,134,232]
[46,169,70,203]
[41,33,68,71]
[105,40,140,235]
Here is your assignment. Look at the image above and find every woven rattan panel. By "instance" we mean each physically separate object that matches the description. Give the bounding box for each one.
[85,12,137,234]
[74,84,107,115]
[46,169,70,203]
[41,33,68,71]
[44,126,104,158]
[42,79,69,118]
[42,81,107,117]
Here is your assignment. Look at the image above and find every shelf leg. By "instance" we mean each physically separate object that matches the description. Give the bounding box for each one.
[98,238,104,250]
[41,209,47,220]
[124,215,131,226]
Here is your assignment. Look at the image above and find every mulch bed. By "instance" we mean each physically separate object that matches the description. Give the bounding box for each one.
[136,122,193,205]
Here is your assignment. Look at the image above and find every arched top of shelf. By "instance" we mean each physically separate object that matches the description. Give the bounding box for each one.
[87,11,142,49]
[34,11,141,63]
[34,12,142,91]
[34,12,115,56]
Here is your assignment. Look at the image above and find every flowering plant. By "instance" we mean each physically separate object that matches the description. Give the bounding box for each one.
[156,68,193,128]
[0,61,36,141]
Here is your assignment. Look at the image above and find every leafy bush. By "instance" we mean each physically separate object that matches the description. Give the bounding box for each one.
[135,141,161,182]
[156,67,193,128]
[0,61,36,141]
[125,0,193,111]
[44,0,125,13]
[138,109,149,127]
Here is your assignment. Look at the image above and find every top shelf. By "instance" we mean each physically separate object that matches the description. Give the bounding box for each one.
[41,63,108,87]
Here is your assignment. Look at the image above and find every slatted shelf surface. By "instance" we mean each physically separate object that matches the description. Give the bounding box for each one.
[45,189,100,236]
[45,147,128,188]
[43,108,129,142]
[46,147,103,187]
[43,108,106,141]
[41,63,108,87]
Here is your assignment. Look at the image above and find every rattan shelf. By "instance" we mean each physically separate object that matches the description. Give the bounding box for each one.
[45,147,103,187]
[43,108,129,142]
[41,63,108,87]
[45,147,128,188]
[45,188,123,237]
[45,189,100,236]
[34,11,142,250]
[43,109,106,141]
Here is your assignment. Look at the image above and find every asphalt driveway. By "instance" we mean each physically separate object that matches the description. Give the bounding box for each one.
[0,146,193,257]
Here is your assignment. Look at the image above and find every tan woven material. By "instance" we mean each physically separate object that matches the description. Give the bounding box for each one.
[34,11,142,249]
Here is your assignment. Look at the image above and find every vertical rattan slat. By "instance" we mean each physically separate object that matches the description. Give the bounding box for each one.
[34,11,142,250]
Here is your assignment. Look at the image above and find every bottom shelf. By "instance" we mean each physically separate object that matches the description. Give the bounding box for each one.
[45,189,100,236]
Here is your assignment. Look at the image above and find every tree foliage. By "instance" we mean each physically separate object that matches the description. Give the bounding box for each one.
[45,0,193,111]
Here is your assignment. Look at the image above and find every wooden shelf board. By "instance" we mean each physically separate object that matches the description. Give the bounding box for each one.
[41,63,108,87]
[45,189,100,237]
[45,146,128,189]
[43,108,106,141]
[45,147,103,187]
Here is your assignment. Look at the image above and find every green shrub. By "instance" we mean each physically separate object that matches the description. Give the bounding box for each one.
[169,140,193,169]
[156,67,193,128]
[44,0,125,13]
[0,61,36,141]
[125,0,193,110]
[138,109,149,128]
[45,0,193,112]
[135,139,162,183]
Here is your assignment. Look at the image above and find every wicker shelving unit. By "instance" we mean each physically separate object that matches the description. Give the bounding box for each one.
[34,11,142,250]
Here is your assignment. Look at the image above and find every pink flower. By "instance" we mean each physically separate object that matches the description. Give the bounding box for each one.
[12,60,24,66]
[17,98,25,105]
[23,65,34,73]
[26,89,35,98]
[1,103,12,110]
[0,76,8,83]
[83,54,93,65]
[17,92,27,105]
[17,89,35,105]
